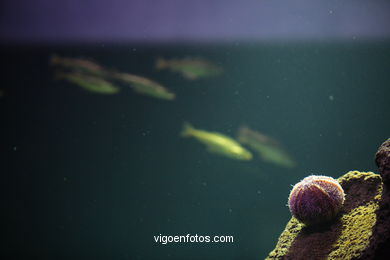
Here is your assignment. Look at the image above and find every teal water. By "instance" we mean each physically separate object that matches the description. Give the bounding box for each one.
[2,42,390,259]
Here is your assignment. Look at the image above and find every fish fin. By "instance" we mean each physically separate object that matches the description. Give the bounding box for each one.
[156,57,167,70]
[181,122,194,137]
[206,146,219,153]
[206,146,228,157]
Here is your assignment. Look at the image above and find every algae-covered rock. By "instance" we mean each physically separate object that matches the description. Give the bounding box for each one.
[365,138,390,259]
[266,138,390,260]
[376,138,390,184]
[266,171,382,260]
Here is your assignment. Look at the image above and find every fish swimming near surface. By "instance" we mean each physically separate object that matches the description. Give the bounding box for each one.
[156,57,223,80]
[237,126,296,168]
[181,122,252,161]
[55,72,120,94]
[50,54,108,78]
[51,54,175,100]
[111,72,175,100]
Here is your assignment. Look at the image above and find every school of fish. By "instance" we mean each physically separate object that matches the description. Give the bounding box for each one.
[50,54,296,167]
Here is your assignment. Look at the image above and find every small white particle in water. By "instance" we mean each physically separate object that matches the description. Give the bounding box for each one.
[13,146,17,151]
[228,208,233,213]
[329,10,333,14]
[257,190,261,195]
[329,95,334,101]
[202,181,207,187]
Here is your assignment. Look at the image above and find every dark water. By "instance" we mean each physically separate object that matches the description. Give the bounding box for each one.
[2,42,390,259]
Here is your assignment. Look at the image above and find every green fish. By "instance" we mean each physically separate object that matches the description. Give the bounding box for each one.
[112,72,175,100]
[181,123,252,161]
[56,72,120,94]
[237,126,296,168]
[156,57,223,80]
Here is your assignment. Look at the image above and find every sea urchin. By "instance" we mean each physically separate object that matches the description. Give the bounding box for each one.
[288,175,345,225]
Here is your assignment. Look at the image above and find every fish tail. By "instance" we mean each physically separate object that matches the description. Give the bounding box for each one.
[54,71,77,82]
[181,122,195,137]
[50,54,61,65]
[237,125,249,142]
[156,57,167,70]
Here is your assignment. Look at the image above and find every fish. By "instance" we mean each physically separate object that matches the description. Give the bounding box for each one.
[181,122,252,161]
[237,126,296,168]
[112,72,175,100]
[51,55,175,100]
[55,72,120,94]
[50,54,108,78]
[156,57,223,80]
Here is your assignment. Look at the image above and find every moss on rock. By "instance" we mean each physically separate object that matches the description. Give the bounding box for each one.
[266,171,383,260]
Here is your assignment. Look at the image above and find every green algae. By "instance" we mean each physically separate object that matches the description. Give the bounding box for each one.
[266,218,303,259]
[266,171,383,260]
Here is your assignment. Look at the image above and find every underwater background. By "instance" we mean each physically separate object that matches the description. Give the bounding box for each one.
[2,41,390,259]
[2,1,390,259]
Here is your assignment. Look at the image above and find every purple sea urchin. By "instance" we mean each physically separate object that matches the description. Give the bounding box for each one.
[288,175,345,225]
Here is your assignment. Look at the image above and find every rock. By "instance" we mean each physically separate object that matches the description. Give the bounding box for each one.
[266,139,390,260]
[364,138,390,259]
[375,138,390,185]
[266,171,382,260]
